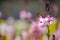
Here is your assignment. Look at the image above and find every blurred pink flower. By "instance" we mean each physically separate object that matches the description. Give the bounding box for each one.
[53,4,58,13]
[54,30,60,38]
[27,11,32,19]
[19,10,27,20]
[0,11,2,18]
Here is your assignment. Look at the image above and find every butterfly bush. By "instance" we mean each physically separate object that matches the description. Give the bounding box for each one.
[35,15,57,34]
[30,15,56,37]
[38,15,56,27]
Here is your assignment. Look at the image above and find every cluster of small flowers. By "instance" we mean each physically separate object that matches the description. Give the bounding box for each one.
[38,15,56,27]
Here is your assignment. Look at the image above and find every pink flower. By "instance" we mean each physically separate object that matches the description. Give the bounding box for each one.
[54,30,60,38]
[27,11,32,19]
[19,10,27,19]
[0,11,2,18]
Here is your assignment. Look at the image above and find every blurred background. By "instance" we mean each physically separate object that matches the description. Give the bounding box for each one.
[0,0,60,19]
[0,0,60,40]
